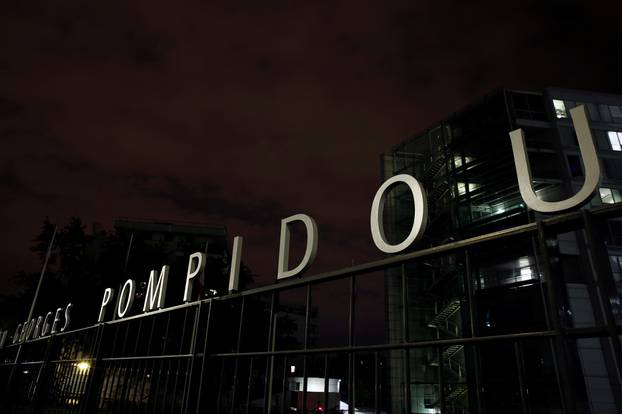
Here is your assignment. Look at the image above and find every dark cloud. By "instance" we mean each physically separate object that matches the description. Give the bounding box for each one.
[1,0,621,292]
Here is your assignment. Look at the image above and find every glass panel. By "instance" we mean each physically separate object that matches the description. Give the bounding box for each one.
[275,288,307,351]
[248,357,267,414]
[601,188,614,204]
[608,131,621,151]
[521,340,564,412]
[353,353,376,412]
[309,279,349,349]
[553,99,567,119]
[354,272,387,346]
[480,342,523,413]
[206,298,242,354]
[454,155,463,169]
[326,354,350,413]
[457,182,466,196]
[240,293,272,352]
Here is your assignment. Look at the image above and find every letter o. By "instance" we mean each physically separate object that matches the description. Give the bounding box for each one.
[117,279,136,318]
[370,174,428,254]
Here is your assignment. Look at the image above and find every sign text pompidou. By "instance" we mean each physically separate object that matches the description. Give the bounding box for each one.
[2,105,601,347]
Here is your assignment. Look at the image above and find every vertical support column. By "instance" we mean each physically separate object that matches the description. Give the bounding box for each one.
[30,333,55,412]
[438,345,446,414]
[514,341,529,414]
[536,221,575,414]
[230,297,246,413]
[152,312,172,412]
[302,285,311,413]
[264,291,277,414]
[80,324,106,414]
[195,301,213,414]
[182,303,202,413]
[324,354,329,414]
[348,275,356,414]
[245,357,254,414]
[374,351,380,414]
[400,264,411,414]
[581,211,622,409]
[464,250,484,414]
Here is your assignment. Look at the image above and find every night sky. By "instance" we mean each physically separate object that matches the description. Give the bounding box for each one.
[2,1,622,295]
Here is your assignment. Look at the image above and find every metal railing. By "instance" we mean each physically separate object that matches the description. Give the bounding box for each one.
[2,204,622,413]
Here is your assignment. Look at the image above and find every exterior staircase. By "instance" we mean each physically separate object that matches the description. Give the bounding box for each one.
[429,384,468,408]
[427,181,451,205]
[422,155,447,182]
[446,384,468,402]
[427,299,461,329]
[429,344,464,366]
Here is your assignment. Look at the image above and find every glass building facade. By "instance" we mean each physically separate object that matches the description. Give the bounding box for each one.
[382,88,622,413]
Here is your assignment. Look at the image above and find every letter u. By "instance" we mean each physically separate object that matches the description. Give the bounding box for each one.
[509,105,601,213]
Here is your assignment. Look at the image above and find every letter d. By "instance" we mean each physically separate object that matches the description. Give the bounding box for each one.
[277,214,318,280]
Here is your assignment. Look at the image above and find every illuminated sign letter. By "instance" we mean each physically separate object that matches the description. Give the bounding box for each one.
[277,214,318,280]
[23,318,37,340]
[228,236,243,292]
[50,308,63,334]
[61,303,73,332]
[184,252,206,302]
[12,324,21,344]
[98,288,115,323]
[143,266,169,312]
[510,105,600,213]
[33,316,43,338]
[117,279,136,318]
[370,174,428,254]
[41,312,53,336]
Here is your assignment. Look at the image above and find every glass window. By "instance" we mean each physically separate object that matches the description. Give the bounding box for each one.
[608,131,622,151]
[587,103,600,121]
[609,255,622,283]
[600,187,622,204]
[553,100,567,119]
[600,104,613,122]
[454,156,463,169]
[457,182,466,195]
[454,155,474,169]
[610,105,622,120]
[457,182,479,196]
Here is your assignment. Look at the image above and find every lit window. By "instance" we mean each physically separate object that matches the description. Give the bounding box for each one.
[453,155,473,168]
[457,182,479,195]
[609,131,622,151]
[454,156,463,168]
[600,187,622,204]
[457,182,466,195]
[454,155,462,168]
[553,99,567,119]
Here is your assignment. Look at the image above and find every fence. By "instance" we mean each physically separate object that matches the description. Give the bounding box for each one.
[1,204,622,413]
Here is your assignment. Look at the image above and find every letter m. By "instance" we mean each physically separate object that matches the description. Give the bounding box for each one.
[143,265,169,312]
